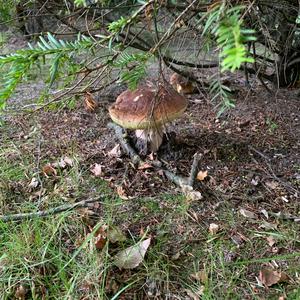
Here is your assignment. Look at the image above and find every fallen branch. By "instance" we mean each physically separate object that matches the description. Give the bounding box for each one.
[267,211,300,222]
[249,146,299,195]
[188,152,202,187]
[107,122,142,165]
[0,197,104,222]
[108,122,196,188]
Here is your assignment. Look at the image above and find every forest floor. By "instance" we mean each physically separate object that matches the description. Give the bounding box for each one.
[0,30,300,300]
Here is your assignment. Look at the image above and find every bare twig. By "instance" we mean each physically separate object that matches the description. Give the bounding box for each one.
[107,122,190,187]
[107,122,142,165]
[188,152,202,187]
[162,169,188,187]
[0,197,105,222]
[263,211,300,222]
[249,146,299,194]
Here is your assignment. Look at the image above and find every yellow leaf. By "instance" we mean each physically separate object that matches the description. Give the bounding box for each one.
[197,170,208,181]
[84,92,97,112]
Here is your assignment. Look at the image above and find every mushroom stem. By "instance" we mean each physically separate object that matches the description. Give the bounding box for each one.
[135,127,164,154]
[148,127,164,152]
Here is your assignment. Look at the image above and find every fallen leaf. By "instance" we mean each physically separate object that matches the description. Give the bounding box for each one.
[107,226,126,243]
[15,285,27,300]
[251,177,259,186]
[190,270,208,283]
[182,185,203,202]
[116,186,129,200]
[63,156,74,167]
[259,269,289,287]
[265,181,279,190]
[209,223,219,235]
[84,92,97,111]
[57,158,67,168]
[138,162,153,170]
[186,190,203,202]
[239,208,256,219]
[185,287,204,300]
[94,225,108,250]
[108,144,122,158]
[266,236,276,247]
[55,156,74,169]
[171,251,181,260]
[114,238,151,269]
[90,163,104,177]
[28,177,39,189]
[42,164,57,176]
[197,170,208,181]
[259,221,278,230]
[261,209,269,219]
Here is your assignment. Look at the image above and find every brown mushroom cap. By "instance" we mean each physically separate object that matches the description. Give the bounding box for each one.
[170,73,195,94]
[109,83,188,129]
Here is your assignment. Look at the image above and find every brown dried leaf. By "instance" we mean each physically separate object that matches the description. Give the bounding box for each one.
[107,226,126,243]
[114,238,151,269]
[108,144,122,158]
[116,186,129,200]
[266,236,276,247]
[265,181,279,190]
[63,156,74,167]
[94,225,107,250]
[84,92,97,112]
[55,156,74,169]
[185,286,204,300]
[190,270,208,284]
[259,269,289,287]
[197,170,208,181]
[28,177,39,189]
[90,163,104,177]
[15,285,27,300]
[138,162,153,170]
[209,223,219,235]
[239,208,256,219]
[182,185,203,202]
[260,221,278,230]
[42,164,57,176]
[95,235,107,250]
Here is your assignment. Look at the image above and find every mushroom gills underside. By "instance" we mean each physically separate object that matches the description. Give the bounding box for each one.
[135,127,164,154]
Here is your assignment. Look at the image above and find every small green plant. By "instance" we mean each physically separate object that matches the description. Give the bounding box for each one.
[108,16,128,33]
[0,32,7,47]
[266,117,278,132]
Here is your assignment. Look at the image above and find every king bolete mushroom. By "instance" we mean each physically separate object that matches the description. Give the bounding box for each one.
[170,72,195,94]
[109,82,188,154]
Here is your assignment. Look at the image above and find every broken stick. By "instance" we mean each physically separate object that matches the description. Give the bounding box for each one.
[0,197,104,222]
[108,122,201,189]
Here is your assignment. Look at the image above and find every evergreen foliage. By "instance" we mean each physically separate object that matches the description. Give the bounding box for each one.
[0,1,259,113]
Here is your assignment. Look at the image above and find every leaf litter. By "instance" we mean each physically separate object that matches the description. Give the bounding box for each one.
[113,238,151,269]
[2,63,300,299]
